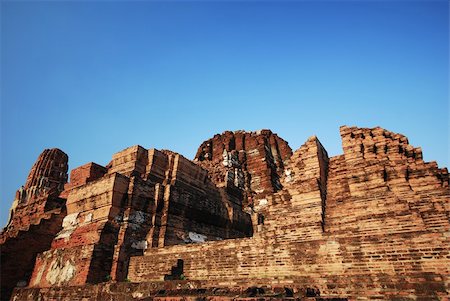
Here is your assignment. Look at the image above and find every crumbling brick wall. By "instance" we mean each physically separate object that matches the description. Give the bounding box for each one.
[5,126,449,301]
[128,127,449,300]
[195,130,293,206]
[26,147,253,289]
[0,148,68,300]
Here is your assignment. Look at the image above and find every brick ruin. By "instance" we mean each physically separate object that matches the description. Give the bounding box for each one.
[1,126,449,301]
[1,149,68,300]
[194,130,292,206]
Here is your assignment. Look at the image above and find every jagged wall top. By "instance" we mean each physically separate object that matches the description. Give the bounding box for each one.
[2,148,68,238]
[24,148,68,193]
[194,129,293,205]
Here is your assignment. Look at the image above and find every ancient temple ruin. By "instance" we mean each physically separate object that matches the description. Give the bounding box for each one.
[1,126,449,300]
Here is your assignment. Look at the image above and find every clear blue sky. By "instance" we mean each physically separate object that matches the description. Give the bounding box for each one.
[1,1,448,228]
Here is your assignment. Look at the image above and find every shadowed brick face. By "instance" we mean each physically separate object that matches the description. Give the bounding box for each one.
[3,127,449,301]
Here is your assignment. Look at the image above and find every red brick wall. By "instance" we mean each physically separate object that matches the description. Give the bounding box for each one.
[128,128,449,300]
[27,147,253,289]
[5,126,449,301]
[1,148,68,300]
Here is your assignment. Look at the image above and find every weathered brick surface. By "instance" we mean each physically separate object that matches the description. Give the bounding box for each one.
[127,127,449,300]
[61,162,107,197]
[195,130,293,206]
[28,173,131,288]
[1,149,68,300]
[2,148,68,237]
[5,126,450,301]
[24,147,252,291]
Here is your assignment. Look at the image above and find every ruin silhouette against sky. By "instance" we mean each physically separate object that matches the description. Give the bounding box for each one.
[1,0,448,227]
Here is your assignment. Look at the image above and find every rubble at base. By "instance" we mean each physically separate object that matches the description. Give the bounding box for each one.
[11,281,347,301]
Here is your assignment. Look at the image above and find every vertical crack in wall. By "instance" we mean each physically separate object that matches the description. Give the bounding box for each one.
[315,139,329,232]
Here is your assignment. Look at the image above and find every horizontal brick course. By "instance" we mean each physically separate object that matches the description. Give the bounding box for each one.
[4,126,449,301]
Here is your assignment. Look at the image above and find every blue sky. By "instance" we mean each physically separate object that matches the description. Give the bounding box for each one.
[1,0,448,228]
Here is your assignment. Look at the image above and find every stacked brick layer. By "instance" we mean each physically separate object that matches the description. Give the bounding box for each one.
[25,146,252,290]
[2,148,68,236]
[4,126,450,301]
[128,127,449,300]
[0,149,68,301]
[195,130,293,206]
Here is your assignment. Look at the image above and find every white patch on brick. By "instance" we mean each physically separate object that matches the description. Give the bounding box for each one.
[127,211,147,230]
[131,240,148,250]
[222,149,230,166]
[62,213,79,228]
[188,232,207,243]
[258,199,268,206]
[254,198,269,211]
[129,211,145,224]
[285,169,292,182]
[45,258,76,285]
[55,213,79,240]
[235,169,245,188]
[132,292,143,298]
